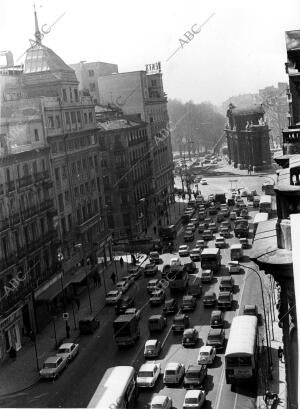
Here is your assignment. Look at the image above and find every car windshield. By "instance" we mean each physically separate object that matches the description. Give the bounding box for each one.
[109,292,118,296]
[138,371,154,377]
[186,371,201,378]
[146,345,155,350]
[58,348,69,353]
[208,334,221,340]
[201,351,209,356]
[44,362,57,369]
[151,405,163,409]
[185,398,198,404]
[219,295,229,301]
[165,369,176,375]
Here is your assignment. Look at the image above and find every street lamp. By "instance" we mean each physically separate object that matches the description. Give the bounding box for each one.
[239,263,273,377]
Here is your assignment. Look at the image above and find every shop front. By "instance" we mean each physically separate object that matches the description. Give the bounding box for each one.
[0,307,23,360]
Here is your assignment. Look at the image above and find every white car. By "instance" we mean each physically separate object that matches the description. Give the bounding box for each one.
[215,236,226,248]
[170,257,181,267]
[39,356,68,379]
[187,223,196,232]
[190,248,201,261]
[56,343,79,362]
[124,308,141,320]
[105,290,122,305]
[147,279,160,294]
[183,389,206,409]
[116,280,129,294]
[150,395,172,409]
[137,362,161,388]
[179,245,190,257]
[195,240,206,249]
[200,179,208,185]
[230,211,237,220]
[197,345,216,365]
[163,362,185,385]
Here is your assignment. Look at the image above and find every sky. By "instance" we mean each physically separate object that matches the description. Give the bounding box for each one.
[1,0,299,106]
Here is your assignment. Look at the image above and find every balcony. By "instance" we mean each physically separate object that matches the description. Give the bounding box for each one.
[34,170,50,184]
[6,181,16,192]
[18,175,32,188]
[0,218,10,232]
[21,205,39,221]
[27,230,58,254]
[282,128,300,155]
[75,212,100,234]
[9,213,21,225]
[40,199,54,212]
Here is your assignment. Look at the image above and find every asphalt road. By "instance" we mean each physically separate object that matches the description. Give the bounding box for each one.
[0,175,271,409]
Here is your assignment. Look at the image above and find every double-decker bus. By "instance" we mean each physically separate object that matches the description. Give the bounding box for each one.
[88,366,138,408]
[225,315,258,384]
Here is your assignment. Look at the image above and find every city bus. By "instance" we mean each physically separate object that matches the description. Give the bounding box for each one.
[252,212,269,237]
[200,248,221,273]
[88,366,138,408]
[259,195,272,215]
[225,315,258,384]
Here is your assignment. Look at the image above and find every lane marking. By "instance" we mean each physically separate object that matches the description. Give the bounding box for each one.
[161,323,173,348]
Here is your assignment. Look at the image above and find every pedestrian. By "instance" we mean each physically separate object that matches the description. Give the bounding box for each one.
[120,257,124,268]
[66,323,70,338]
[9,345,16,360]
[75,297,80,310]
[131,253,136,265]
[111,271,116,284]
[278,346,284,362]
[153,226,157,235]
[247,166,250,175]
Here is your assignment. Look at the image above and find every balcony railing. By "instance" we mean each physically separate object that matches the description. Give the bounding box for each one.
[34,170,50,183]
[18,175,32,188]
[6,181,15,192]
[76,212,100,233]
[0,218,10,232]
[0,255,17,271]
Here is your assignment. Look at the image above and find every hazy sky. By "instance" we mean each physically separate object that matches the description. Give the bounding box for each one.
[1,0,299,106]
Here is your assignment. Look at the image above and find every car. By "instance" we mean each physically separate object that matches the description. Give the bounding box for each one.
[228,261,244,274]
[163,362,185,385]
[105,290,122,305]
[182,295,197,311]
[217,291,233,309]
[163,298,179,315]
[187,222,196,232]
[190,217,199,227]
[202,229,213,241]
[115,295,135,315]
[203,217,212,228]
[240,208,248,218]
[208,222,217,233]
[149,251,160,264]
[216,212,225,223]
[198,211,205,221]
[150,289,166,306]
[150,395,172,409]
[200,269,213,283]
[170,257,181,267]
[172,314,190,332]
[56,343,79,362]
[190,248,201,261]
[122,275,135,287]
[137,362,161,388]
[148,314,167,332]
[144,263,159,277]
[221,220,231,229]
[116,280,129,294]
[210,310,224,328]
[215,236,226,248]
[230,211,237,220]
[208,206,217,215]
[147,279,160,294]
[200,179,207,185]
[220,227,230,238]
[124,307,141,320]
[183,364,207,389]
[79,315,99,334]
[240,188,249,197]
[183,389,206,409]
[206,328,225,350]
[220,205,230,216]
[144,339,162,358]
[243,304,258,316]
[128,266,143,280]
[198,223,205,234]
[182,328,199,347]
[203,291,217,307]
[240,237,249,249]
[183,261,197,274]
[198,345,216,365]
[195,239,206,249]
[39,356,68,379]
[179,245,190,257]
[184,230,194,242]
[219,276,234,292]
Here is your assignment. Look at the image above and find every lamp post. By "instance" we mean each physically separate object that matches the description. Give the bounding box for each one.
[239,263,273,376]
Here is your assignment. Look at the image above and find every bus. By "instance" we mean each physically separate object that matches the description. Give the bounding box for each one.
[252,212,269,237]
[88,366,138,408]
[225,315,258,384]
[201,248,221,273]
[259,195,272,215]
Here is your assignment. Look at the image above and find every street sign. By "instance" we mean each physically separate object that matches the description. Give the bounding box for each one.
[62,313,69,321]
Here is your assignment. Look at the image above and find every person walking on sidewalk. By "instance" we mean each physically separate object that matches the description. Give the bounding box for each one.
[9,345,16,360]
[153,226,157,235]
[111,271,116,285]
[120,257,124,268]
[278,346,284,362]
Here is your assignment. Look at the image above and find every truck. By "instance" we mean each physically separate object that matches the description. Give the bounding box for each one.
[214,193,226,205]
[201,248,221,273]
[113,314,140,346]
[234,218,249,238]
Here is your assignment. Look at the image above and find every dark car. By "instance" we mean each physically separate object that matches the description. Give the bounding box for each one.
[144,263,159,277]
[181,295,197,312]
[183,364,207,389]
[163,298,179,315]
[79,315,100,334]
[210,310,224,328]
[183,261,197,274]
[115,296,135,315]
[128,266,143,280]
[172,314,190,333]
[182,328,199,347]
[206,328,225,350]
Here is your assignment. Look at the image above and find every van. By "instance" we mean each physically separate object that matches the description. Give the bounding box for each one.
[79,315,100,334]
[230,244,243,261]
[187,276,202,298]
[148,314,167,332]
[253,196,260,208]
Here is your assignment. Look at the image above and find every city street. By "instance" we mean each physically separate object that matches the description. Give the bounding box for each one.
[0,171,274,409]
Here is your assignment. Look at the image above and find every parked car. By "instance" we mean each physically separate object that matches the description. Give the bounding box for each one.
[78,315,100,334]
[124,307,141,320]
[183,364,207,389]
[137,362,161,388]
[184,230,194,242]
[182,328,199,347]
[210,310,224,328]
[144,339,162,358]
[217,291,233,309]
[148,314,167,332]
[122,275,135,287]
[150,395,172,409]
[163,362,185,385]
[215,236,226,248]
[220,227,230,238]
[190,247,201,261]
[198,223,205,234]
[56,343,79,362]
[144,263,159,277]
[183,389,206,409]
[217,212,225,223]
[163,298,178,315]
[105,290,122,305]
[197,345,216,365]
[200,179,208,185]
[150,289,166,306]
[128,266,143,280]
[230,211,237,220]
[147,279,160,294]
[203,291,217,307]
[184,261,197,274]
[206,328,225,350]
[39,356,68,380]
[182,295,197,312]
[116,280,129,294]
[195,239,206,249]
[115,296,135,315]
[201,269,213,283]
[179,245,190,257]
[240,237,249,249]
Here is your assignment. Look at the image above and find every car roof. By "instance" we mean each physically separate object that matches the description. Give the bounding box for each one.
[166,362,181,369]
[244,304,256,309]
[148,279,159,283]
[59,343,74,349]
[108,290,119,294]
[185,389,202,398]
[183,328,195,335]
[186,364,203,372]
[145,339,158,347]
[211,310,222,317]
[151,395,168,404]
[230,243,242,249]
[183,295,194,299]
[221,275,232,281]
[179,245,188,248]
[149,314,163,319]
[209,328,223,335]
[45,356,61,363]
[200,345,213,353]
[140,363,158,371]
[201,248,219,255]
[165,298,175,304]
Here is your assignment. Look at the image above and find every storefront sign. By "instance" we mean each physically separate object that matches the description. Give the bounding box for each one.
[0,309,20,331]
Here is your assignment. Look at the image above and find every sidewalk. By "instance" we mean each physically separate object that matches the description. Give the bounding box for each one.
[257,320,287,409]
[0,261,127,396]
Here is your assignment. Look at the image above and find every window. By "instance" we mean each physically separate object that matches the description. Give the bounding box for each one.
[56,115,61,128]
[64,190,70,202]
[89,112,93,123]
[58,141,64,152]
[62,89,67,102]
[94,199,98,212]
[74,186,78,196]
[55,168,60,182]
[88,69,94,77]
[68,214,72,229]
[151,80,157,86]
[41,159,46,171]
[84,113,88,124]
[94,155,98,169]
[89,82,96,91]
[77,208,81,224]
[77,111,82,127]
[32,161,37,174]
[94,98,98,105]
[61,217,66,234]
[85,182,89,193]
[62,165,67,179]
[65,112,71,126]
[40,218,45,234]
[34,129,39,141]
[71,112,76,124]
[77,160,82,172]
[89,156,93,168]
[71,163,76,174]
[82,158,86,169]
[80,184,84,195]
[74,89,79,102]
[69,88,73,102]
[48,116,54,129]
